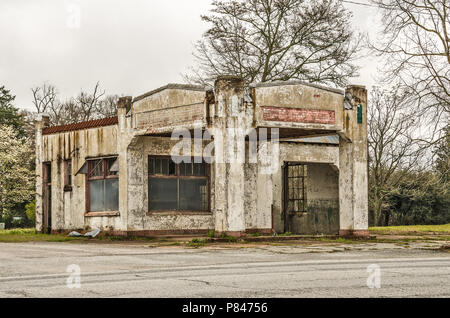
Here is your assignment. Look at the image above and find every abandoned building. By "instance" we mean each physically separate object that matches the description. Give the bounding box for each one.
[35,76,369,237]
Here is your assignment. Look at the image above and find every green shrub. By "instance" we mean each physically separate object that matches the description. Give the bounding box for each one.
[25,200,36,223]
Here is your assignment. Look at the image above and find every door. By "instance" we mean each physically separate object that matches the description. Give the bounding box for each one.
[42,163,52,234]
[283,163,307,233]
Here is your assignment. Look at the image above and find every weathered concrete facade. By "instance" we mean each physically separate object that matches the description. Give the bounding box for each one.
[35,77,369,237]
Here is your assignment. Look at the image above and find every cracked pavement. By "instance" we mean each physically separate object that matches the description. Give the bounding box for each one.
[0,241,448,297]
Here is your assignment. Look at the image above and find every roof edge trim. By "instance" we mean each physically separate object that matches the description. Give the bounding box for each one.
[249,80,345,95]
[42,116,118,135]
[133,84,208,103]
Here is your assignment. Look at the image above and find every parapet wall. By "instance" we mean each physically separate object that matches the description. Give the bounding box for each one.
[132,85,207,133]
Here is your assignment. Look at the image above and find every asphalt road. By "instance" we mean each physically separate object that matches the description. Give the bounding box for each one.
[0,242,448,298]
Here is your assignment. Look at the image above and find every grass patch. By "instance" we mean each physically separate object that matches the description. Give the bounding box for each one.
[314,237,361,244]
[370,224,450,235]
[0,228,87,243]
[219,234,237,242]
[1,228,35,235]
[188,238,209,248]
[0,228,157,243]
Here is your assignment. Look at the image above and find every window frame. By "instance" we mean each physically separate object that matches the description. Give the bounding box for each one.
[284,163,308,214]
[148,155,211,214]
[85,156,119,216]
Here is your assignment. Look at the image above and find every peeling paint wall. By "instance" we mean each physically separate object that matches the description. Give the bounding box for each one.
[211,76,254,235]
[272,143,340,234]
[35,79,368,237]
[243,162,274,232]
[339,86,369,236]
[35,117,46,233]
[38,125,121,232]
[126,136,215,232]
[133,88,206,131]
[254,82,344,131]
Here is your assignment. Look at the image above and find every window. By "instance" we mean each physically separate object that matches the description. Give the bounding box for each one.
[64,160,72,190]
[87,157,119,212]
[148,156,209,212]
[285,164,307,213]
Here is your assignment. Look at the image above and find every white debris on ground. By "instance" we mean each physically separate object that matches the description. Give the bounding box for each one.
[68,229,101,238]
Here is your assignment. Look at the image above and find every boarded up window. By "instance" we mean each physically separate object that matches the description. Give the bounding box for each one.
[87,157,119,212]
[148,156,209,212]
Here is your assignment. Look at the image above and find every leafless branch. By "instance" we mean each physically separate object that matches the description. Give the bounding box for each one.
[185,0,363,87]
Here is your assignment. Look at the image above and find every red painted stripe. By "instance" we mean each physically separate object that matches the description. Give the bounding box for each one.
[261,106,335,125]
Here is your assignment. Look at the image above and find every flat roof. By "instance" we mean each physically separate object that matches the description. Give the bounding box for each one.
[133,84,207,103]
[132,79,345,105]
[250,80,345,95]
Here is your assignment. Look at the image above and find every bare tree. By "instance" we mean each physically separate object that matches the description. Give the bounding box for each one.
[96,94,120,118]
[31,83,73,126]
[74,81,105,122]
[368,86,429,226]
[31,83,58,114]
[371,0,450,123]
[31,83,66,126]
[186,0,362,86]
[434,125,450,183]
[31,82,118,126]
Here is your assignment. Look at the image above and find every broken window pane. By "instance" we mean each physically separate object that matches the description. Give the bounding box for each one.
[106,158,118,176]
[89,160,103,178]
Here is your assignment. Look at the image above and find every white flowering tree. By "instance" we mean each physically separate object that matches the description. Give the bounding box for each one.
[0,125,34,221]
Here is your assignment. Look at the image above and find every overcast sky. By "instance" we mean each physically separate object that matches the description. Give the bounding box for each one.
[0,0,382,111]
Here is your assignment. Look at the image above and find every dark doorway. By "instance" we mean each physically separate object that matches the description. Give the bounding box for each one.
[283,162,307,233]
[42,163,52,234]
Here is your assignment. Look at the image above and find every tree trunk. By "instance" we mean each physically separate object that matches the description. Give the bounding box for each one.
[372,193,383,227]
